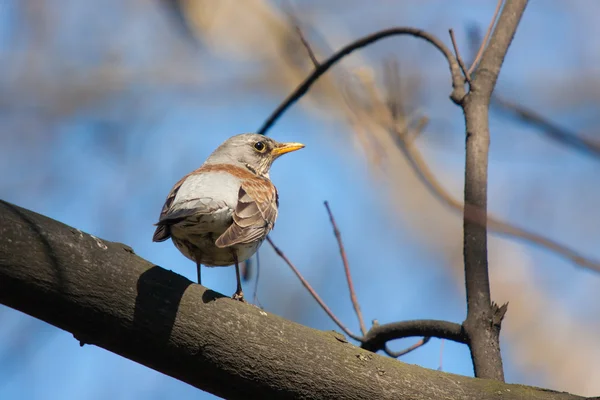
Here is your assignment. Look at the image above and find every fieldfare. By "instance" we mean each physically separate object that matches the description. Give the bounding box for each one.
[152,133,304,301]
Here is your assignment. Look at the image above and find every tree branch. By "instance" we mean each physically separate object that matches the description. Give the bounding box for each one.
[324,201,367,336]
[449,28,471,82]
[459,0,528,381]
[361,320,466,352]
[266,236,363,342]
[257,26,466,135]
[494,95,600,159]
[271,215,460,357]
[384,337,431,358]
[0,199,587,400]
[468,0,504,75]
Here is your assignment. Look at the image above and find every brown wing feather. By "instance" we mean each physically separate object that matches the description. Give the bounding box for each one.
[153,164,258,243]
[215,177,278,248]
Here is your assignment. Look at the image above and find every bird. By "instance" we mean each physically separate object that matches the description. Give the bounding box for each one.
[152,133,304,301]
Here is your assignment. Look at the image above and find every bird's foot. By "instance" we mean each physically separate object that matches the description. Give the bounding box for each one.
[232,291,245,302]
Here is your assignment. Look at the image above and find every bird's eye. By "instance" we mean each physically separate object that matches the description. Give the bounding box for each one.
[253,141,266,152]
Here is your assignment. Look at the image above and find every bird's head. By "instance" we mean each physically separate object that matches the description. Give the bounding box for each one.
[205,133,305,177]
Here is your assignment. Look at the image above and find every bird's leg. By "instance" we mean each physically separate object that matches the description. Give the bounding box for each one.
[196,261,202,285]
[231,251,245,302]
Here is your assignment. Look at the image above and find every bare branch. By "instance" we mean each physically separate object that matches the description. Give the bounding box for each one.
[438,339,446,371]
[283,2,321,68]
[269,213,469,358]
[460,0,528,381]
[258,26,466,135]
[295,26,320,68]
[252,252,263,308]
[468,0,504,75]
[384,337,431,358]
[494,96,600,159]
[266,236,363,342]
[324,201,367,336]
[449,28,471,82]
[361,320,466,353]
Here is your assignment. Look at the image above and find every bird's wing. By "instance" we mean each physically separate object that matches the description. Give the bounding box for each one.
[152,171,229,242]
[152,174,188,242]
[215,177,278,248]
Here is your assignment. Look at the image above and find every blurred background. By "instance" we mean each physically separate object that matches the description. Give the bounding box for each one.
[1,0,599,398]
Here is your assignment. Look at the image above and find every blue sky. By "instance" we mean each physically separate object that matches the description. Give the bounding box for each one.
[1,1,599,398]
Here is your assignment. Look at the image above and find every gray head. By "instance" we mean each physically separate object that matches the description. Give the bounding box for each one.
[204,133,304,177]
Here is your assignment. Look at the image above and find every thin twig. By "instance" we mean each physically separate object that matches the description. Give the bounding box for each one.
[437,339,445,371]
[383,59,406,124]
[295,26,320,68]
[266,236,363,342]
[252,251,263,308]
[384,337,431,358]
[449,29,471,82]
[258,26,466,135]
[324,201,367,336]
[468,0,504,75]
[282,1,321,68]
[404,115,429,143]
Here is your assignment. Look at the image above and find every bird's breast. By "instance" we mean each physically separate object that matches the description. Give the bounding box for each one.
[175,170,242,209]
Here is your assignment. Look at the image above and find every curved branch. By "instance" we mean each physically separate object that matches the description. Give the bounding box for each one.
[258,27,466,135]
[384,337,431,358]
[361,320,466,352]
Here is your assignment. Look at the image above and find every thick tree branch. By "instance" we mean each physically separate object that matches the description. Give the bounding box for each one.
[0,200,587,400]
[460,0,528,381]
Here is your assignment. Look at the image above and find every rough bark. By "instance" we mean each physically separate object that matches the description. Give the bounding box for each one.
[0,200,585,400]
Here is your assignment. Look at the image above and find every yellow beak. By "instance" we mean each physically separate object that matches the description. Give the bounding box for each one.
[271,142,305,156]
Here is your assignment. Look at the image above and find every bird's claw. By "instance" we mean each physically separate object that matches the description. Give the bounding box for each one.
[232,291,245,302]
